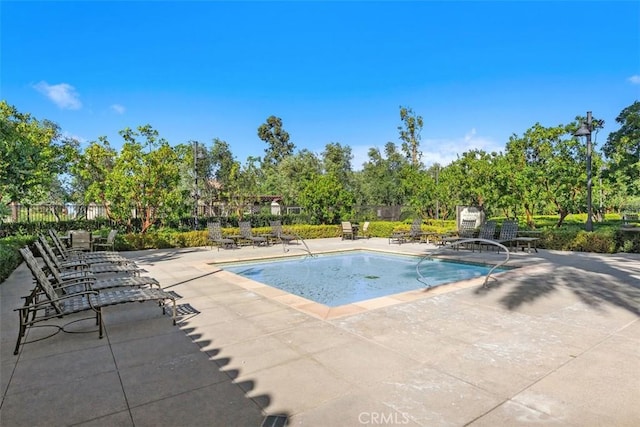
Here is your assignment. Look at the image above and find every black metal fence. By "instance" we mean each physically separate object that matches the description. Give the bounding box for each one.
[3,203,110,223]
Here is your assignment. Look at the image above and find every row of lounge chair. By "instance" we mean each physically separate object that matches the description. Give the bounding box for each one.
[13,230,176,355]
[208,220,296,251]
[441,219,539,253]
[389,218,539,253]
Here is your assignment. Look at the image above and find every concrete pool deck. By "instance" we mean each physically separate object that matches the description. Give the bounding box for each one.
[1,237,639,426]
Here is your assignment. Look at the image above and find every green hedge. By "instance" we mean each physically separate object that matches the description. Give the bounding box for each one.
[3,220,639,285]
[0,235,34,283]
[92,221,640,254]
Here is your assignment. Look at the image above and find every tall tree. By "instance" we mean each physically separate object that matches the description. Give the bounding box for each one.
[263,149,322,207]
[72,136,117,211]
[322,142,353,184]
[360,142,409,206]
[505,122,602,227]
[258,115,295,169]
[225,156,262,218]
[398,106,424,167]
[602,101,640,201]
[0,101,78,209]
[77,125,182,232]
[209,138,237,205]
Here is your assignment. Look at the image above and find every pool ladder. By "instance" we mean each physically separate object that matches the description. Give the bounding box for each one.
[416,238,510,289]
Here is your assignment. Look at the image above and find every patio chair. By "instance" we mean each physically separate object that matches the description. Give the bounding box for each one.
[15,247,176,355]
[32,242,160,293]
[69,230,92,251]
[92,229,117,252]
[360,221,370,239]
[207,222,236,251]
[269,220,296,245]
[341,221,355,240]
[239,221,268,247]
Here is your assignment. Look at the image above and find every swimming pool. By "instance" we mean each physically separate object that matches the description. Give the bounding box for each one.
[221,251,506,307]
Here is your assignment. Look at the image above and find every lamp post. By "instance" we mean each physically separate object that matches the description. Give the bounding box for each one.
[193,141,200,230]
[574,111,593,232]
[435,165,440,220]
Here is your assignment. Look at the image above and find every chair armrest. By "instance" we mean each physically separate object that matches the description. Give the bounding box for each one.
[16,289,99,310]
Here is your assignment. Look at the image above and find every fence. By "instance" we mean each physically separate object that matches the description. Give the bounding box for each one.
[2,203,407,225]
[2,204,112,223]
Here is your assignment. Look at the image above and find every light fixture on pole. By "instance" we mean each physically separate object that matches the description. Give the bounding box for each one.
[573,111,593,232]
[193,141,200,230]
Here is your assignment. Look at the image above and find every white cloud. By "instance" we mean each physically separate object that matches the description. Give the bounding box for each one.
[628,75,640,84]
[110,104,126,114]
[422,129,503,167]
[33,81,82,110]
[347,129,503,170]
[61,131,86,144]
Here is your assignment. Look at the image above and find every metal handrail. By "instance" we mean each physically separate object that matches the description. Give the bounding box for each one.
[282,231,315,258]
[416,238,510,289]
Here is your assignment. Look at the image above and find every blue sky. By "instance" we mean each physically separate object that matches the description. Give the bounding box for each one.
[2,1,639,169]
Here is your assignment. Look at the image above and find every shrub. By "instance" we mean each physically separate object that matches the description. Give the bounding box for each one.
[0,235,34,283]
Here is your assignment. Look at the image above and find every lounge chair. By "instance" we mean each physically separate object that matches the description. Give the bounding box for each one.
[207,222,236,251]
[37,236,140,277]
[441,219,477,250]
[269,220,296,245]
[239,221,268,247]
[15,247,176,355]
[405,218,433,243]
[492,220,519,251]
[38,235,132,267]
[48,229,128,262]
[475,220,497,252]
[31,242,160,293]
[341,221,355,240]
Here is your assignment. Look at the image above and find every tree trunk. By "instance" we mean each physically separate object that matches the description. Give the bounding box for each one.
[556,209,568,228]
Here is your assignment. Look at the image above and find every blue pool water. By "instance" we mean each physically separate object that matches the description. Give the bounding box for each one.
[222,251,505,307]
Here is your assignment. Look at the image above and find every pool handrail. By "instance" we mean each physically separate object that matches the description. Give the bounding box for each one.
[282,231,315,257]
[416,238,510,289]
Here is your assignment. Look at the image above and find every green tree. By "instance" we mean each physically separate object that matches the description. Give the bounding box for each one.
[72,137,117,211]
[360,142,409,206]
[0,101,78,209]
[322,142,353,180]
[78,125,182,232]
[448,150,500,213]
[602,101,640,202]
[398,106,424,167]
[264,149,322,207]
[258,115,295,169]
[298,172,355,224]
[225,156,262,218]
[505,122,602,227]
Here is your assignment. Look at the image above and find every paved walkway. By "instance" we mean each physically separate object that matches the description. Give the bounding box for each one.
[1,238,639,426]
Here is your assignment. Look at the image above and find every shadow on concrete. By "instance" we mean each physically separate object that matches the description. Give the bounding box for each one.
[125,247,212,264]
[179,319,291,427]
[476,251,640,316]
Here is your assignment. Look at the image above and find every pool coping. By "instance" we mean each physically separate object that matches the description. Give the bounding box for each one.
[210,248,526,320]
